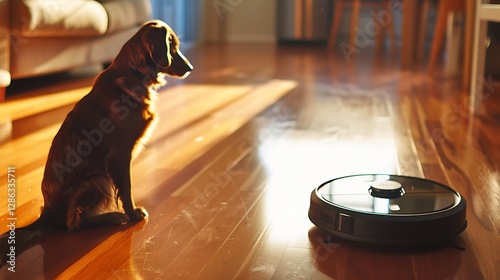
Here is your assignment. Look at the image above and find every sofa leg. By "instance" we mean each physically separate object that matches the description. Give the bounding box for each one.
[0,87,5,102]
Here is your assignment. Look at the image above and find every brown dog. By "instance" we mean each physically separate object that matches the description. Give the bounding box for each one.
[43,20,192,231]
[0,20,192,262]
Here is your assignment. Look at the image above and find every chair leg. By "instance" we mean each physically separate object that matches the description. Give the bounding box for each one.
[349,0,361,48]
[428,0,449,73]
[373,0,396,53]
[462,0,476,91]
[374,3,386,51]
[469,15,488,113]
[385,0,397,53]
[417,0,431,63]
[328,0,344,50]
[0,87,5,102]
[428,0,465,73]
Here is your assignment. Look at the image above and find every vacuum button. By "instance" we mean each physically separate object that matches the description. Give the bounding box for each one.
[369,180,404,199]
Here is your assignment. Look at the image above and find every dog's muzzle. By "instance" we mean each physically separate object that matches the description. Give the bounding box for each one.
[179,51,193,77]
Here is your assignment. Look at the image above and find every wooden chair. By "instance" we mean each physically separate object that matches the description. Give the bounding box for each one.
[327,0,396,51]
[427,0,466,73]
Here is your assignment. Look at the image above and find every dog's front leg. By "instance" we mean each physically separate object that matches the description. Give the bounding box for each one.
[107,158,148,221]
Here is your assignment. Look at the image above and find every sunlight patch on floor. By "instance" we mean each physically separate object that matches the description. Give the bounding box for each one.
[259,123,400,242]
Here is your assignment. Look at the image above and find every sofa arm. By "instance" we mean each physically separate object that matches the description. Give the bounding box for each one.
[0,0,10,88]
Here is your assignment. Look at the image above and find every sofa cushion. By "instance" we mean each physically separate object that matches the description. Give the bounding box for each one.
[9,28,138,79]
[10,0,109,37]
[10,0,151,37]
[99,0,151,33]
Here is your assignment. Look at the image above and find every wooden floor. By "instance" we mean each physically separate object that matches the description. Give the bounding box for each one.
[0,43,499,279]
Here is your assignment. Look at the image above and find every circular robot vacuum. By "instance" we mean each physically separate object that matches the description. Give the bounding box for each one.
[308,174,467,245]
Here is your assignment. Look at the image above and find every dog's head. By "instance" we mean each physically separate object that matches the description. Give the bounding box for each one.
[114,20,193,85]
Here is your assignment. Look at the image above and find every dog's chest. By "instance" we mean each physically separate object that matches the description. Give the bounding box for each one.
[134,98,158,152]
[141,107,157,138]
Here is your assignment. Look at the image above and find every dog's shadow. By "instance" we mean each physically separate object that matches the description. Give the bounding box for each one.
[1,221,146,279]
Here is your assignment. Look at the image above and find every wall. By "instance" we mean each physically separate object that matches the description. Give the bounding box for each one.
[224,0,277,42]
[199,1,437,45]
[202,0,277,43]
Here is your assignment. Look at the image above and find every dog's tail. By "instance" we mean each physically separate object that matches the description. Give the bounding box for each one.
[0,211,53,268]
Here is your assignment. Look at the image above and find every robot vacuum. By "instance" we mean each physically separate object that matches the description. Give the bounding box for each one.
[308,174,467,245]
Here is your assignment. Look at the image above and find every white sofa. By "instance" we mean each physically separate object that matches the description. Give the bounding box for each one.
[0,0,152,101]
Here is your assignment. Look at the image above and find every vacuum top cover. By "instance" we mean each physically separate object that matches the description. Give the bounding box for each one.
[318,174,459,215]
[309,174,467,244]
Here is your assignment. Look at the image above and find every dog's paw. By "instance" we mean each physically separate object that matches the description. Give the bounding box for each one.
[116,212,131,224]
[127,207,149,221]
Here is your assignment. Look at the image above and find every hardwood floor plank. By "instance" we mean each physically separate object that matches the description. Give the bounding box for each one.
[0,86,91,122]
[271,247,328,280]
[195,187,271,279]
[162,188,265,278]
[150,84,253,142]
[58,197,190,279]
[0,166,45,224]
[234,225,288,280]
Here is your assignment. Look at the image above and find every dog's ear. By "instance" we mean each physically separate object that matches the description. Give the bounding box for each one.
[113,21,170,71]
[144,24,171,71]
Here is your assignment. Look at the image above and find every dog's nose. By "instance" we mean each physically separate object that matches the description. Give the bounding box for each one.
[180,69,191,79]
[178,51,193,71]
[186,61,193,71]
[180,60,193,78]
